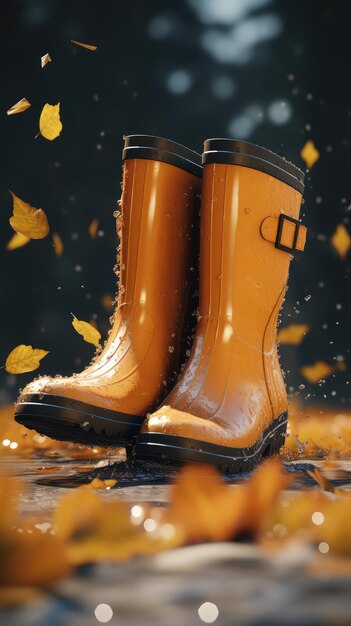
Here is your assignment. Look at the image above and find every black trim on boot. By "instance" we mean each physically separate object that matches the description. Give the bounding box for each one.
[203,139,304,193]
[123,135,203,178]
[14,393,144,448]
[136,412,288,473]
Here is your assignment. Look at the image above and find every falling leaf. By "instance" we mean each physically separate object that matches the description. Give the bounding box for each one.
[41,53,52,68]
[7,98,31,116]
[52,232,64,257]
[101,293,114,311]
[300,361,334,384]
[5,345,49,375]
[6,232,30,251]
[301,140,320,170]
[278,324,310,346]
[71,314,101,347]
[38,103,62,141]
[71,40,97,51]
[331,224,351,259]
[88,218,99,238]
[9,191,49,239]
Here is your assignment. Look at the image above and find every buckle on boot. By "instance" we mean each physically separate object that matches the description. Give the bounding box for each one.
[275,214,306,253]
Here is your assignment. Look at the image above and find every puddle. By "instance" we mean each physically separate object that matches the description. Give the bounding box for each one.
[35,459,319,489]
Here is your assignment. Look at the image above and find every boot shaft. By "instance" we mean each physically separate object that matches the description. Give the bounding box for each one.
[199,140,306,346]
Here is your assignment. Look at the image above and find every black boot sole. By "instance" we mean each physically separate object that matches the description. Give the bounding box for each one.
[136,411,288,472]
[14,393,144,448]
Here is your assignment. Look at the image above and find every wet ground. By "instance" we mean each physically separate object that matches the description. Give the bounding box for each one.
[2,455,351,626]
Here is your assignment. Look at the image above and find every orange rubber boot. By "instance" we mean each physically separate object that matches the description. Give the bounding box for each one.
[137,139,306,471]
[14,135,202,448]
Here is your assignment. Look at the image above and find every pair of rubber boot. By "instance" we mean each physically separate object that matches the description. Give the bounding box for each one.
[14,134,306,472]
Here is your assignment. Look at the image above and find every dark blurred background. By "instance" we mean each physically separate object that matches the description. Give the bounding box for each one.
[0,0,350,409]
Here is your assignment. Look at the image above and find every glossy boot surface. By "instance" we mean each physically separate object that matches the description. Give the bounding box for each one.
[14,135,202,447]
[137,139,306,470]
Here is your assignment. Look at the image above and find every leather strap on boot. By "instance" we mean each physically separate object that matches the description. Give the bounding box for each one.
[260,214,307,253]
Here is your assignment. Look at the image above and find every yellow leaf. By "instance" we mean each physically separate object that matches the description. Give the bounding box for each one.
[7,98,31,116]
[38,103,62,141]
[6,232,30,251]
[52,232,64,257]
[41,53,52,68]
[90,478,117,489]
[278,323,309,346]
[331,224,351,259]
[72,315,101,347]
[9,191,49,239]
[301,140,320,170]
[88,218,99,238]
[71,39,97,51]
[300,360,334,384]
[5,345,49,375]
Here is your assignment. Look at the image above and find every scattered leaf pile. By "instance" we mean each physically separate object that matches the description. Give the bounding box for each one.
[2,456,351,601]
[0,459,287,591]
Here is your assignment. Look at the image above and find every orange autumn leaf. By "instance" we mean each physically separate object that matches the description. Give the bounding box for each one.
[300,360,334,384]
[240,458,291,533]
[101,293,114,311]
[331,224,351,259]
[71,40,97,51]
[54,486,103,541]
[165,465,241,543]
[307,467,335,493]
[0,531,72,588]
[9,191,49,239]
[54,487,178,564]
[52,232,64,257]
[166,459,290,544]
[7,98,31,116]
[300,140,320,170]
[6,232,30,251]
[88,218,99,238]
[278,323,309,346]
[0,474,19,535]
[0,473,71,588]
[90,478,117,489]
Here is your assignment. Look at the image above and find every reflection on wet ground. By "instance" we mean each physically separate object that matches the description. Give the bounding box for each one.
[3,455,351,515]
[3,455,351,625]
